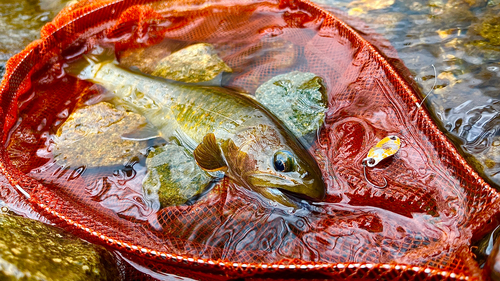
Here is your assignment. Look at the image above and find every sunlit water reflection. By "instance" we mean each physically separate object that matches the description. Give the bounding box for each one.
[0,0,75,74]
[1,0,500,276]
[3,0,499,185]
[311,0,500,187]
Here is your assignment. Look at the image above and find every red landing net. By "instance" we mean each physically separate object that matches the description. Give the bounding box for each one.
[1,0,500,280]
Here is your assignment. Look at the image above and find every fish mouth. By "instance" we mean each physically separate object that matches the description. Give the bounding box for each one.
[248,172,325,201]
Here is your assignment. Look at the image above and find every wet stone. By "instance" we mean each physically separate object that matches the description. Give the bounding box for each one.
[0,214,118,281]
[475,11,500,46]
[143,144,210,208]
[456,5,500,61]
[473,137,500,184]
[118,40,182,75]
[255,71,328,138]
[151,43,232,83]
[53,102,148,167]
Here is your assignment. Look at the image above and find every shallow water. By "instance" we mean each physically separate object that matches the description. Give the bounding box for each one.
[0,0,73,75]
[312,0,500,186]
[1,0,500,278]
[2,0,499,186]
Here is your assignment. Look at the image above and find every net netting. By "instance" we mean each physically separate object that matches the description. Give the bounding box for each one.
[0,0,499,279]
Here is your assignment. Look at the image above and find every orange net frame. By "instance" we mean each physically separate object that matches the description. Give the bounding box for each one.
[1,0,500,279]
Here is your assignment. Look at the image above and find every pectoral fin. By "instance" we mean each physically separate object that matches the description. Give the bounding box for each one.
[194,133,228,172]
[220,138,254,175]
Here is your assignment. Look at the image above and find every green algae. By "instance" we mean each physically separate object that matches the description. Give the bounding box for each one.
[0,214,119,281]
[478,14,500,46]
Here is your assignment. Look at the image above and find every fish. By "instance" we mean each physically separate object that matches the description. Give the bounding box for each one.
[65,55,326,207]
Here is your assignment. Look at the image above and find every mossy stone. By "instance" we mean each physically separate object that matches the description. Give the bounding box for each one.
[0,214,119,281]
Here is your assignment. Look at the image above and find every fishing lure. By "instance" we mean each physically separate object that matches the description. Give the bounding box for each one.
[362,136,401,188]
[360,65,433,187]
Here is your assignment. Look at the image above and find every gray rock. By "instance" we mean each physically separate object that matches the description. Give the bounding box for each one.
[143,144,210,208]
[255,71,328,138]
[151,43,232,83]
[53,102,148,167]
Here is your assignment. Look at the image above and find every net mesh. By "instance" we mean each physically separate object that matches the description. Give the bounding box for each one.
[0,0,499,279]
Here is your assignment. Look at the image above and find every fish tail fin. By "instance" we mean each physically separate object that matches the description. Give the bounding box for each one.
[64,54,104,81]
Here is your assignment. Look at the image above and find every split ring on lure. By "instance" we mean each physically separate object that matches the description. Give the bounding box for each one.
[362,136,401,188]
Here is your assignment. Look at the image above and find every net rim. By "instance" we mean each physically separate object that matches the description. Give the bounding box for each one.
[0,0,497,278]
[20,198,478,280]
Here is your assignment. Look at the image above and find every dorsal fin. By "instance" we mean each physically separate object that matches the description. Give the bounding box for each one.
[194,133,228,172]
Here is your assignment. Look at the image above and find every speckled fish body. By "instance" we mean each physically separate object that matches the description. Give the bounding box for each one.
[69,59,325,207]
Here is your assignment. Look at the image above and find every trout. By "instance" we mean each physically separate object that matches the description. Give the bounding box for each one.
[67,56,325,207]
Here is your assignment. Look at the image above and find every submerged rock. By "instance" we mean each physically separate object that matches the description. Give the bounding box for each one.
[465,6,500,61]
[143,144,210,208]
[53,102,148,167]
[0,0,50,67]
[151,43,232,83]
[119,42,232,83]
[472,135,500,185]
[117,40,182,75]
[476,11,500,46]
[0,213,118,281]
[255,71,328,138]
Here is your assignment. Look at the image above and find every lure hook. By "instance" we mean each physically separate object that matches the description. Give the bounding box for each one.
[361,135,400,189]
[362,159,388,189]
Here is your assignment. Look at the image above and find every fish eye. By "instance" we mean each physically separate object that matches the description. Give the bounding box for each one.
[273,150,296,173]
